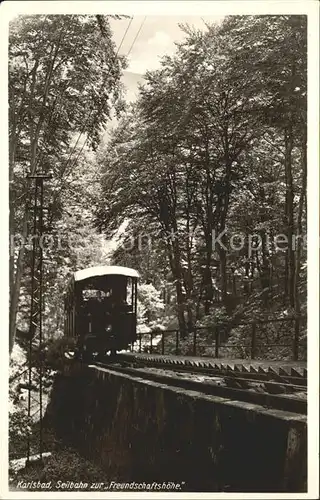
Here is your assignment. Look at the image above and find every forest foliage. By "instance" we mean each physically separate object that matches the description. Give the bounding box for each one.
[97,16,307,343]
[9,14,126,352]
[9,15,307,361]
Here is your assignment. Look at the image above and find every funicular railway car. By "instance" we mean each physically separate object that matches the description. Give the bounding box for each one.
[64,266,139,360]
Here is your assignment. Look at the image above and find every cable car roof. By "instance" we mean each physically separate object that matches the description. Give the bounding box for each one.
[74,265,140,282]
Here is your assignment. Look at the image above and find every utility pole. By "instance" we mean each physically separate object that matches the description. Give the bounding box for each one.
[25,173,52,465]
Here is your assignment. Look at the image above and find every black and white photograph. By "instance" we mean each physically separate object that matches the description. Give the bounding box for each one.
[1,0,319,497]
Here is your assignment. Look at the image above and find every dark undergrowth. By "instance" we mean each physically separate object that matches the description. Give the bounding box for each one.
[9,426,112,492]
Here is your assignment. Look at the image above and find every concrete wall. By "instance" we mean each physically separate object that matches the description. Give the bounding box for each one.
[46,363,307,492]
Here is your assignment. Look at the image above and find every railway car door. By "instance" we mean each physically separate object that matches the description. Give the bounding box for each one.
[124,276,138,344]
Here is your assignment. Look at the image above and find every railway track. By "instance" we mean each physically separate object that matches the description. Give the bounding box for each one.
[92,354,307,416]
[117,353,307,386]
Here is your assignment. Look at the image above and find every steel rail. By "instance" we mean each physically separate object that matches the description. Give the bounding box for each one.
[92,361,307,415]
[115,353,308,387]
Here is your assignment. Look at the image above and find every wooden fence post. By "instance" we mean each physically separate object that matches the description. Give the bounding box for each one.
[251,322,256,359]
[193,329,197,356]
[175,330,179,355]
[161,332,165,355]
[215,327,219,358]
[293,317,300,361]
[150,331,153,354]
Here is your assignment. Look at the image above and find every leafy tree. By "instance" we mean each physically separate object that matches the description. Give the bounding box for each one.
[9,14,126,352]
[97,15,307,347]
[219,15,307,311]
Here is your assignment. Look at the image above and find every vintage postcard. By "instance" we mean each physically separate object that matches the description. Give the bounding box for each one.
[1,1,319,498]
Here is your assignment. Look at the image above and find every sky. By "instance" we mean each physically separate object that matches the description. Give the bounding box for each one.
[108,15,224,102]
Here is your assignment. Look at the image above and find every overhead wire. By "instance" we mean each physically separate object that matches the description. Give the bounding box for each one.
[61,17,147,216]
[12,15,144,384]
[117,16,134,55]
[126,16,146,57]
[26,15,137,240]
[62,15,138,173]
[46,15,144,221]
[34,17,76,172]
[102,17,147,158]
[41,16,133,179]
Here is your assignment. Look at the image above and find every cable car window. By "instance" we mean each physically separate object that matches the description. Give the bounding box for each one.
[126,277,134,309]
[82,289,112,301]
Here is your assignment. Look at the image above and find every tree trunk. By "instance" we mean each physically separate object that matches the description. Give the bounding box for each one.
[172,234,187,338]
[259,229,271,298]
[9,211,29,353]
[164,226,187,338]
[203,236,213,314]
[294,129,307,314]
[201,132,215,314]
[184,199,195,330]
[284,126,295,308]
[218,191,231,311]
[9,42,60,353]
[218,241,228,307]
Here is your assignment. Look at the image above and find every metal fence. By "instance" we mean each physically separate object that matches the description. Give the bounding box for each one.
[135,316,307,361]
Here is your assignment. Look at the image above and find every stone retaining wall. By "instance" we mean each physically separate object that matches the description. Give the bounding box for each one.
[46,363,307,492]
